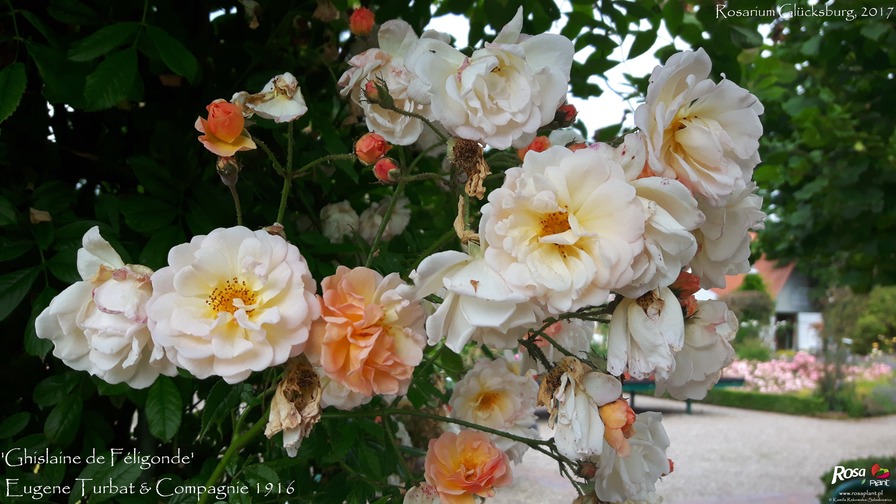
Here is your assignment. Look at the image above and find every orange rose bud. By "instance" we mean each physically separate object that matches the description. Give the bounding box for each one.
[349,7,375,36]
[557,103,578,124]
[517,135,551,161]
[373,157,400,183]
[568,142,587,151]
[355,132,391,165]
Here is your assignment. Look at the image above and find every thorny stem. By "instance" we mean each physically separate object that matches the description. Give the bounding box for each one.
[276,123,296,226]
[254,137,286,177]
[227,183,243,226]
[364,179,406,268]
[291,153,357,179]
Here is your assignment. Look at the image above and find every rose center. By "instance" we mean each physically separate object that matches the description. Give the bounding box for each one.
[207,277,258,314]
[539,210,571,237]
[474,391,503,412]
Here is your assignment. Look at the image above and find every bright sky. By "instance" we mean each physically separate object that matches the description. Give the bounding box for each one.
[425,4,689,136]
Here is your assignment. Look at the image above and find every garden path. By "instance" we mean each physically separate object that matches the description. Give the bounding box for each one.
[492,395,896,504]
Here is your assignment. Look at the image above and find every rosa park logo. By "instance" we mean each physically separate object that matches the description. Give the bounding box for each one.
[872,463,891,479]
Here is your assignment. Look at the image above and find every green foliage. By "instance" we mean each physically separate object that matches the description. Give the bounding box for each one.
[702,388,827,416]
[751,4,896,291]
[734,337,772,361]
[721,290,775,324]
[854,286,896,354]
[738,273,766,293]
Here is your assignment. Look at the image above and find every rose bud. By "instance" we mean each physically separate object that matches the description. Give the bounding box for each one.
[516,135,551,161]
[349,7,375,37]
[373,157,400,183]
[354,132,392,165]
[556,103,578,125]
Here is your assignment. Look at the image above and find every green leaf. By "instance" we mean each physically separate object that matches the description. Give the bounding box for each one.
[33,372,83,407]
[72,451,142,504]
[0,196,16,226]
[84,49,138,111]
[47,249,80,284]
[25,287,57,359]
[48,0,99,25]
[44,394,83,447]
[661,0,684,35]
[628,30,657,60]
[26,42,90,106]
[243,464,279,487]
[730,25,762,49]
[0,267,39,322]
[0,63,26,124]
[146,25,199,83]
[860,23,889,42]
[200,380,244,437]
[0,238,34,262]
[68,22,140,62]
[146,376,182,442]
[0,412,30,440]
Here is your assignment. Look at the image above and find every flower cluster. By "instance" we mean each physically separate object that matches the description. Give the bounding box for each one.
[34,9,769,504]
[725,351,894,394]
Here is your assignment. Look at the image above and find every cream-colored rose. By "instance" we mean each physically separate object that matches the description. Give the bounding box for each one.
[655,300,737,400]
[593,412,671,502]
[320,201,359,243]
[35,227,174,389]
[690,183,765,289]
[405,247,542,353]
[481,146,644,314]
[244,72,308,123]
[634,48,764,207]
[607,288,684,380]
[405,8,573,150]
[145,226,320,383]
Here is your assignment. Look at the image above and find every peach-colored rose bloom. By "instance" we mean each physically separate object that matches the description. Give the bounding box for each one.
[195,99,256,157]
[424,430,512,504]
[599,399,637,456]
[306,266,426,397]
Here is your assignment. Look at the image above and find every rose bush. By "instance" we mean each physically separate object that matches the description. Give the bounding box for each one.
[3,3,775,504]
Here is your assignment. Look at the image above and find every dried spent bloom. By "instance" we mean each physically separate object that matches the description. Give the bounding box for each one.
[265,357,322,457]
[35,227,175,389]
[146,226,320,383]
[349,6,375,36]
[306,266,426,397]
[245,72,308,123]
[448,138,490,199]
[424,429,512,504]
[195,99,257,157]
[355,132,393,165]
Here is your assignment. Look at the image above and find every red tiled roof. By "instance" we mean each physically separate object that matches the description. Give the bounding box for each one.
[711,255,795,300]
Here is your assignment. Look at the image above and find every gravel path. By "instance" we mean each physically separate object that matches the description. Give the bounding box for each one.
[492,396,896,504]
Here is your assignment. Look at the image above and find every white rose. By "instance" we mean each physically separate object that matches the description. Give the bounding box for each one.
[607,288,684,380]
[405,8,573,150]
[594,412,671,502]
[359,195,411,243]
[320,200,359,243]
[690,183,765,289]
[35,227,175,389]
[145,226,320,383]
[655,300,737,400]
[550,368,622,460]
[338,20,437,145]
[448,358,539,463]
[481,146,644,314]
[405,247,541,353]
[616,177,704,299]
[634,48,764,207]
[588,132,648,181]
[317,370,372,410]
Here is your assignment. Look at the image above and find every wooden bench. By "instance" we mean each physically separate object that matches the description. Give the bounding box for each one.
[623,376,746,414]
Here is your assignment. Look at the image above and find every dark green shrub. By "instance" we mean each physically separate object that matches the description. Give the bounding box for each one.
[702,389,827,416]
[734,337,772,361]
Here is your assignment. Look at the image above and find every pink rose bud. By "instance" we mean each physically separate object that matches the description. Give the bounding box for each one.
[354,132,392,165]
[373,157,400,183]
[516,135,551,161]
[349,7,375,37]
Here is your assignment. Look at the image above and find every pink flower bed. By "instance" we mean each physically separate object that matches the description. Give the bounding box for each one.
[724,351,894,394]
